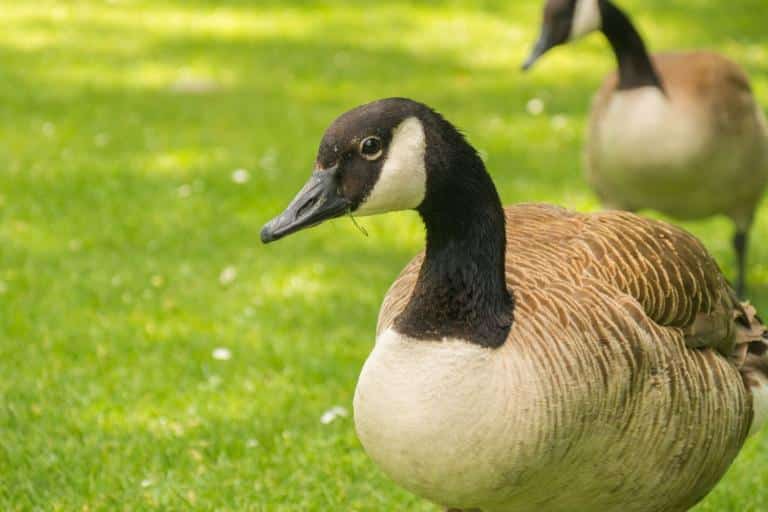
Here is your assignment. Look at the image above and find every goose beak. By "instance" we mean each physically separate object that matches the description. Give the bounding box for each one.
[522,27,555,71]
[261,166,350,244]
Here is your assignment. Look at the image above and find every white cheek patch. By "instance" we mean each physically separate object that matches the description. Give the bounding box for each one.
[570,0,602,40]
[354,117,427,216]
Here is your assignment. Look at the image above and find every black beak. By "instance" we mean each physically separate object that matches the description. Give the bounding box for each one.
[260,166,350,244]
[522,26,556,71]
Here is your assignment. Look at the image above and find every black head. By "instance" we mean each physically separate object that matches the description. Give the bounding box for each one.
[522,0,604,70]
[261,98,483,244]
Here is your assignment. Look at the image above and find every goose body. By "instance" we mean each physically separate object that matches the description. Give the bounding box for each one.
[358,204,760,512]
[524,0,768,296]
[589,52,768,225]
[261,98,768,511]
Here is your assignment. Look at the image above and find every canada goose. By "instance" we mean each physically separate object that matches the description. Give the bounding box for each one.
[522,0,768,297]
[261,98,768,512]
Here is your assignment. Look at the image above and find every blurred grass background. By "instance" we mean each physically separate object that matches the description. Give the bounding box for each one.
[0,0,767,510]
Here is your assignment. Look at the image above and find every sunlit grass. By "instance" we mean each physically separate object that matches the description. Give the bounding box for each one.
[0,0,767,510]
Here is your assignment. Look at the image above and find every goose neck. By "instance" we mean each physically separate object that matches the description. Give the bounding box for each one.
[394,152,514,348]
[600,1,664,91]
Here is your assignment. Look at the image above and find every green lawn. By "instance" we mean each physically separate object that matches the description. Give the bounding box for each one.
[1,0,767,510]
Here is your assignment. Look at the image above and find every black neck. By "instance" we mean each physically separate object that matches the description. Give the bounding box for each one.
[394,136,514,348]
[599,1,663,91]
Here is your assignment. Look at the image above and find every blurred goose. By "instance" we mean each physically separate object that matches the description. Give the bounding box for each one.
[523,0,768,297]
[261,98,768,512]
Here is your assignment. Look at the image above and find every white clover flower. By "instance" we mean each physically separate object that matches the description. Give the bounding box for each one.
[219,266,237,285]
[526,98,545,116]
[231,168,250,184]
[551,114,569,130]
[212,347,232,361]
[320,406,349,425]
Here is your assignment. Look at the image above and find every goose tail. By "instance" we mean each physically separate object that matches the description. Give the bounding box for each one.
[734,302,768,436]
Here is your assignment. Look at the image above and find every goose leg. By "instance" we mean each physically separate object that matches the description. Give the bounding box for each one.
[733,228,749,298]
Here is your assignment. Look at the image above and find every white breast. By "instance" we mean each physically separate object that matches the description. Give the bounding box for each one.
[353,329,534,508]
[588,87,729,217]
[597,87,707,171]
[352,324,753,511]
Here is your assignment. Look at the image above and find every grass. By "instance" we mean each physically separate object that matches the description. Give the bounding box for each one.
[0,0,767,509]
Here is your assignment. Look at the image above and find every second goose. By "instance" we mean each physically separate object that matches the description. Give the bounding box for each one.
[523,0,768,296]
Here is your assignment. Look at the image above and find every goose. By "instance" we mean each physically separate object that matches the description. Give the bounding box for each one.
[522,0,768,297]
[260,98,768,512]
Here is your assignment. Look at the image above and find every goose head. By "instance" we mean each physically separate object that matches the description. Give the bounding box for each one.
[522,0,603,70]
[261,98,511,347]
[261,97,488,244]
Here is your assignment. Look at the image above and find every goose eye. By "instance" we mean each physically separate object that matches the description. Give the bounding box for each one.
[359,136,383,160]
